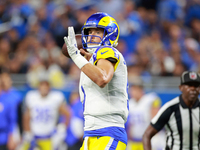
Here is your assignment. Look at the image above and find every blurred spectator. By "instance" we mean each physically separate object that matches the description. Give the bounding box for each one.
[36,5,53,31]
[7,0,34,39]
[162,24,185,52]
[116,39,129,60]
[26,58,66,89]
[182,37,200,70]
[23,33,66,89]
[21,78,71,150]
[190,18,200,42]
[97,0,124,18]
[157,0,184,23]
[118,0,143,53]
[169,41,187,76]
[0,0,10,23]
[50,10,69,48]
[0,38,11,71]
[173,62,187,76]
[185,0,200,27]
[145,9,159,35]
[4,28,20,53]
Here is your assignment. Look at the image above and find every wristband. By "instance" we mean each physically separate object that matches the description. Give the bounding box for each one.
[71,53,89,69]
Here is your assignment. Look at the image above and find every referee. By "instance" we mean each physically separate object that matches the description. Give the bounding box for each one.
[142,71,200,150]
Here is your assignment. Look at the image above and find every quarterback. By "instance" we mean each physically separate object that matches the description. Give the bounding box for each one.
[64,12,129,150]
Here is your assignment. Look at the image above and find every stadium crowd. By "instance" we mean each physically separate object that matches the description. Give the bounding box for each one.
[0,0,200,150]
[0,0,199,89]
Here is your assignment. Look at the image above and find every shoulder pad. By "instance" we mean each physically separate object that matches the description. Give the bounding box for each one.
[93,46,120,65]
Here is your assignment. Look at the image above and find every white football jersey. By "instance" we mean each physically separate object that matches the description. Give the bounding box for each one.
[25,90,65,136]
[128,92,160,140]
[79,46,129,131]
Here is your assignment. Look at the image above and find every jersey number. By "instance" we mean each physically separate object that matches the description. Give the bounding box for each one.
[33,108,52,123]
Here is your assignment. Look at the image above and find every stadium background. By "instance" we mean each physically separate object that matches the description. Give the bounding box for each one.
[1,0,199,105]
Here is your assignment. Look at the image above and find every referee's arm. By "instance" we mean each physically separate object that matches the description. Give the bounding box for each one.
[142,101,173,150]
[142,124,158,150]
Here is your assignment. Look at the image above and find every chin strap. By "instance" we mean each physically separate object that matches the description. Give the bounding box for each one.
[86,45,100,53]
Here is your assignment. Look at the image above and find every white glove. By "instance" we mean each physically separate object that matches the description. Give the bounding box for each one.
[22,132,33,142]
[64,27,89,69]
[52,123,66,150]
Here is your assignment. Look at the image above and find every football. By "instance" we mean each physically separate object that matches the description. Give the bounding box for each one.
[62,34,86,58]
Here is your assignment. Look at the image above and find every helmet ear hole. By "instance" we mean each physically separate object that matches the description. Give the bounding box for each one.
[104,30,107,36]
[84,29,89,35]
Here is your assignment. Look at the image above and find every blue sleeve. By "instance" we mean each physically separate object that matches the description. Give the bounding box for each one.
[7,101,17,133]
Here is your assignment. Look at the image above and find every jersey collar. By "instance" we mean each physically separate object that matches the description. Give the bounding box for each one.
[179,95,200,109]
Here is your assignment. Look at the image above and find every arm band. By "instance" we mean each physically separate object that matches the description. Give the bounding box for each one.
[71,54,89,69]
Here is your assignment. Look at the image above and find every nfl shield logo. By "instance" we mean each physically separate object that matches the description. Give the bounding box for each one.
[189,72,197,80]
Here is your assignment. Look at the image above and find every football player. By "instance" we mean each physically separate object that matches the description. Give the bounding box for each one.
[21,79,71,150]
[63,12,129,150]
[126,78,165,150]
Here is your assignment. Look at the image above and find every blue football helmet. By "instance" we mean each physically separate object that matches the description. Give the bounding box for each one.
[81,12,120,53]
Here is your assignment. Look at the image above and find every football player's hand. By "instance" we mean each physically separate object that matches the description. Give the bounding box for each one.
[80,48,92,61]
[22,132,33,142]
[64,27,80,59]
[63,27,89,69]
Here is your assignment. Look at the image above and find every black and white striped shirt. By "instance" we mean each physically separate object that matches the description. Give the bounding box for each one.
[151,95,200,150]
